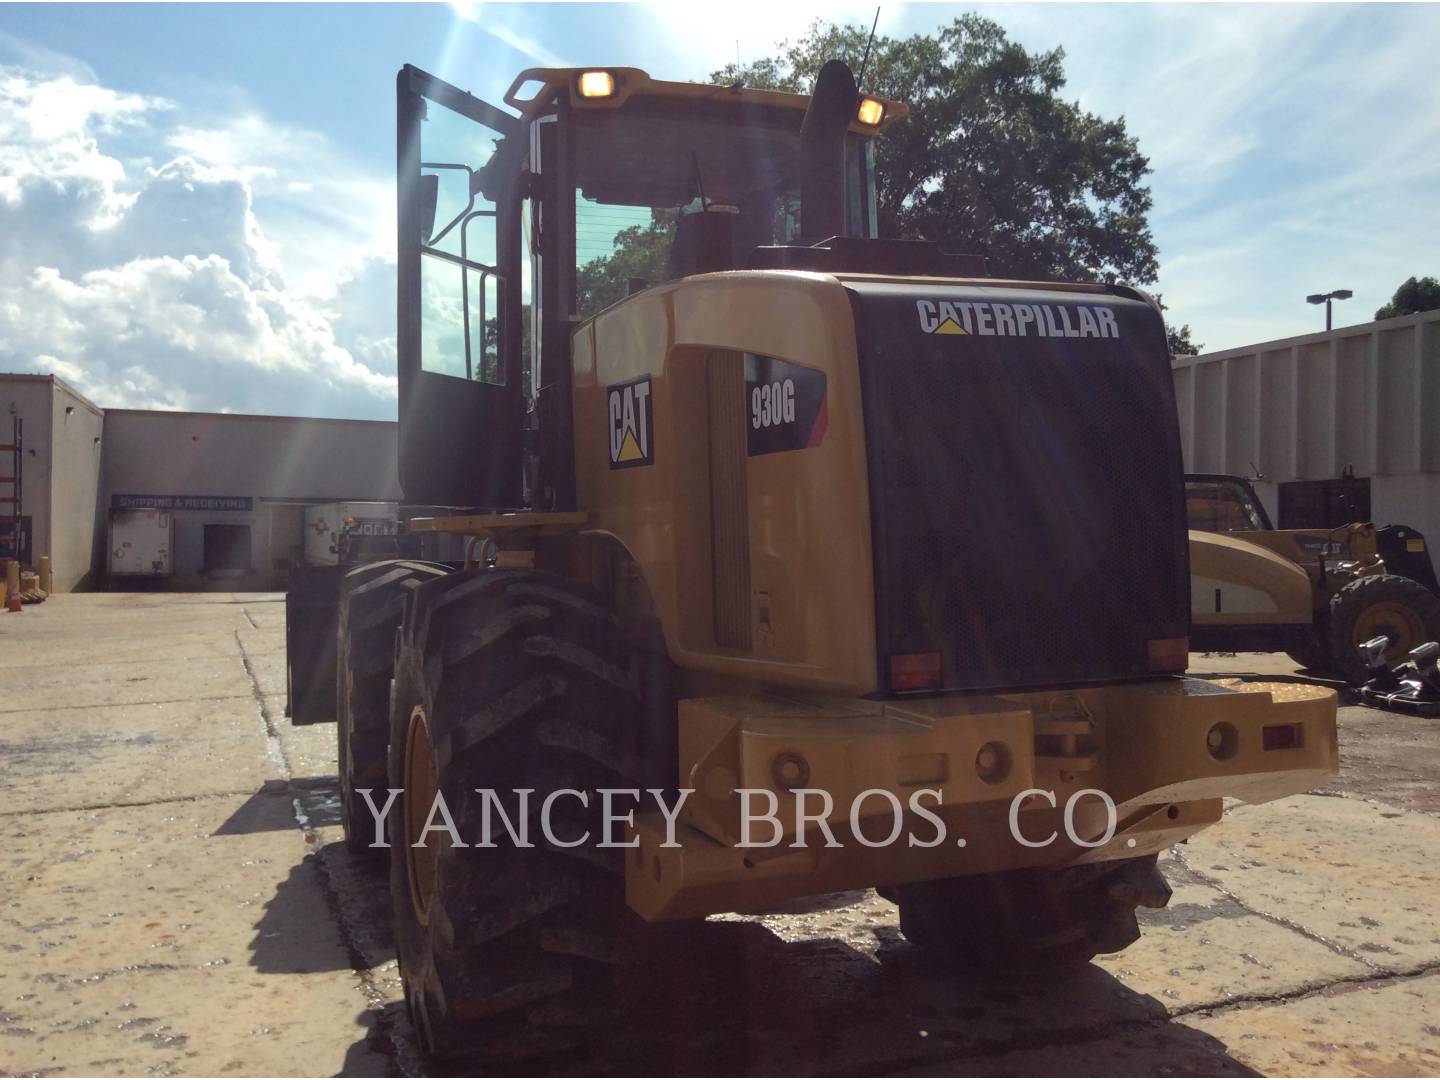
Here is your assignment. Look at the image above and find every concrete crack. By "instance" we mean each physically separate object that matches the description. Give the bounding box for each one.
[877,846,1440,1070]
[1173,844,1381,969]
[869,960,1440,1074]
[0,693,255,716]
[1174,957,1440,1018]
[0,789,260,818]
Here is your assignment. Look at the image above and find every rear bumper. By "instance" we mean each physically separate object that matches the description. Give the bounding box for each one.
[626,676,1337,920]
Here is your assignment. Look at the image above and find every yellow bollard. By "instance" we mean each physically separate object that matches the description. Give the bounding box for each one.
[38,555,51,594]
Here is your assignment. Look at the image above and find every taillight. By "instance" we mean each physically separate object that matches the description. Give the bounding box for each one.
[1146,636,1189,673]
[889,651,942,691]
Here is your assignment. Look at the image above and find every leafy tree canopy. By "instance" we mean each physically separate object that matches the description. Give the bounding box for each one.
[575,211,677,318]
[712,14,1160,286]
[1154,294,1202,355]
[1375,276,1440,320]
[1166,323,1202,356]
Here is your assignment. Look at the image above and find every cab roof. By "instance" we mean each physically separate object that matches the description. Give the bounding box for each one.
[502,66,908,135]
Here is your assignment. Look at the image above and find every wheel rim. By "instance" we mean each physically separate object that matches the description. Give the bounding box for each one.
[1352,600,1425,663]
[404,704,438,926]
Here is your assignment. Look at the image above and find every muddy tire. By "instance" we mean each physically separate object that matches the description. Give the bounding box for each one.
[387,567,643,1065]
[1325,573,1440,685]
[337,559,450,854]
[893,855,1169,973]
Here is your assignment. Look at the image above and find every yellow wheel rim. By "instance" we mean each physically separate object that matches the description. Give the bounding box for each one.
[1353,601,1425,664]
[404,705,438,926]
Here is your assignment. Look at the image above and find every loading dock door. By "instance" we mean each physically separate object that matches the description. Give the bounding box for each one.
[203,523,253,575]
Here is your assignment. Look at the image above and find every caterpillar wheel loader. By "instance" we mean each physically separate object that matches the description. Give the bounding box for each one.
[1185,473,1440,683]
[284,60,1338,1064]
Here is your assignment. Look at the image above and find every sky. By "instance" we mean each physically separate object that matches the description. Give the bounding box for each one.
[1,2,1436,419]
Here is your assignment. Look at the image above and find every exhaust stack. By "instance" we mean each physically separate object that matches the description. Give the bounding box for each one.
[799,60,858,242]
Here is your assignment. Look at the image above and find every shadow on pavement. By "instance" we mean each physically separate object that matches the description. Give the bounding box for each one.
[248,841,395,975]
[336,1008,404,1078]
[249,858,356,975]
[212,776,343,835]
[332,905,1259,1077]
[223,779,1259,1075]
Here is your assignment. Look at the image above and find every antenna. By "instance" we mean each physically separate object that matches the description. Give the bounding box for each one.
[856,7,881,92]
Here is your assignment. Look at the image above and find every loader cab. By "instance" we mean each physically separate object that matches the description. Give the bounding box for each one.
[395,64,898,509]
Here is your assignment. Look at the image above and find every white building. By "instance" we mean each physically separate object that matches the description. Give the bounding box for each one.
[1172,308,1440,544]
[9,306,1438,592]
[0,373,399,591]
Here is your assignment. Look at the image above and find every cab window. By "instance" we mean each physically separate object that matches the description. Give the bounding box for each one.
[568,105,875,319]
[1185,480,1267,532]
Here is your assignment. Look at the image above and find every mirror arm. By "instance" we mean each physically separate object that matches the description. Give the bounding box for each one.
[420,161,477,246]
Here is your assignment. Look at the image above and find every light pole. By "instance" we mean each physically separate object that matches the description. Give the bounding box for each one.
[1306,289,1353,332]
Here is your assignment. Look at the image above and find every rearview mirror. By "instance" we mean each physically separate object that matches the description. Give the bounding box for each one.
[417,173,440,243]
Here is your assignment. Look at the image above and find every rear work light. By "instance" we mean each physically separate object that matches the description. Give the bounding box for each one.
[1146,636,1189,673]
[889,652,942,692]
[856,96,886,126]
[577,71,616,98]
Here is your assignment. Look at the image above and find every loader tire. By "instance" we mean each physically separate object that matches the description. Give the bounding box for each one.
[1325,573,1440,685]
[336,559,450,855]
[894,855,1169,974]
[387,568,643,1065]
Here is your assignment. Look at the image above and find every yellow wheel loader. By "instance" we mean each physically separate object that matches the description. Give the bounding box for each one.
[1186,473,1440,683]
[284,61,1338,1064]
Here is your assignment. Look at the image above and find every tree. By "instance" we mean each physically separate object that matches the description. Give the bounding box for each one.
[1375,276,1440,320]
[575,211,676,318]
[1155,294,1202,355]
[712,15,1159,286]
[1167,323,1202,356]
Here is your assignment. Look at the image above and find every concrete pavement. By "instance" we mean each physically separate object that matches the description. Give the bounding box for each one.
[3,594,1439,1076]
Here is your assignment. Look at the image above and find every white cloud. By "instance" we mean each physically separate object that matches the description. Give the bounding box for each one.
[644,2,898,82]
[0,30,98,85]
[0,61,397,418]
[4,257,391,414]
[165,109,393,290]
[0,69,156,228]
[450,3,571,68]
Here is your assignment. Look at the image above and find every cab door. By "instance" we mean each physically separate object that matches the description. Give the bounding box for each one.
[396,65,524,508]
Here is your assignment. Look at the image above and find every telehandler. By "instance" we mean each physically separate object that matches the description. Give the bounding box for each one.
[285,59,1338,1062]
[1186,472,1440,682]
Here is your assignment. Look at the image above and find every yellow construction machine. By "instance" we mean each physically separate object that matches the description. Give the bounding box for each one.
[1186,473,1440,682]
[284,60,1338,1063]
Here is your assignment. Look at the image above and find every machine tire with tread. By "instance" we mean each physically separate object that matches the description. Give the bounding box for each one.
[1325,573,1440,685]
[337,559,450,854]
[387,567,643,1065]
